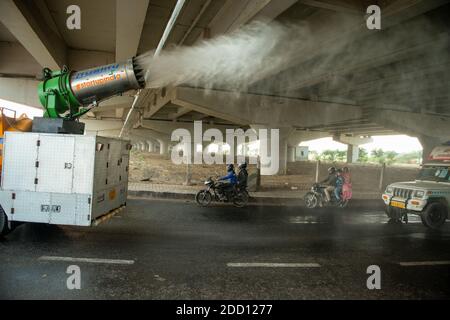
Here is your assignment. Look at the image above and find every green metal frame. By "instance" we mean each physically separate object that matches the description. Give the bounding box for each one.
[38,67,83,119]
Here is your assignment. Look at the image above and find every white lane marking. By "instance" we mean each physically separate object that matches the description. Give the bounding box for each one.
[399,261,450,267]
[38,256,135,265]
[227,262,321,268]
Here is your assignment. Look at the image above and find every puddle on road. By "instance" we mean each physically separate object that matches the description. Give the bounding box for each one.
[288,216,323,224]
[288,211,423,225]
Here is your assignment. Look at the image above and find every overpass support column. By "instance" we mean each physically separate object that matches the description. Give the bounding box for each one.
[287,146,296,163]
[346,145,360,163]
[252,126,293,175]
[418,135,446,164]
[158,139,170,157]
[231,142,240,164]
[279,138,288,175]
[333,134,373,163]
[147,140,155,153]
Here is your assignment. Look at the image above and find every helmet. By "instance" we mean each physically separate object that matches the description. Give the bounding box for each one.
[328,167,336,174]
[238,162,247,169]
[227,164,235,172]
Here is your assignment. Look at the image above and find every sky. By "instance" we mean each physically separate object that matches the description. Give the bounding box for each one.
[0,98,423,154]
[299,136,422,154]
[0,98,43,118]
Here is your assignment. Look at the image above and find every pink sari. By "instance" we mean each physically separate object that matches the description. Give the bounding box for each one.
[342,172,352,200]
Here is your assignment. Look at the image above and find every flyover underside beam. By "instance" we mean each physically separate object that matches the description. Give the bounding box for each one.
[298,0,364,15]
[140,119,243,136]
[168,106,192,120]
[172,98,248,126]
[176,87,363,128]
[0,77,40,107]
[0,41,42,76]
[93,96,136,113]
[0,0,66,69]
[142,88,177,119]
[282,33,449,92]
[199,0,296,42]
[115,0,149,61]
[252,0,448,90]
[370,109,450,140]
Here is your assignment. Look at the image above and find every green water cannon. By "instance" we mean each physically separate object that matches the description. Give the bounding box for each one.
[37,58,145,120]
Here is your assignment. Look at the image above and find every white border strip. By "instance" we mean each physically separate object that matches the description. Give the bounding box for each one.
[227,262,321,268]
[399,261,450,266]
[38,256,135,265]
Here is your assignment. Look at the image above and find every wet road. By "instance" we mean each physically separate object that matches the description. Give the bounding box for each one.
[1,197,449,299]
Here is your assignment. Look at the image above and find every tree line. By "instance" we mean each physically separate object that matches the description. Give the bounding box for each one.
[309,148,422,165]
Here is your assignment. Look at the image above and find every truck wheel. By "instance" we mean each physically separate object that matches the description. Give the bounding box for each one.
[0,207,12,236]
[421,202,448,230]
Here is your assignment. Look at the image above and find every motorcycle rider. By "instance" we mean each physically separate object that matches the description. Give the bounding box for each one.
[320,167,337,202]
[217,164,237,199]
[237,162,248,190]
[334,168,344,203]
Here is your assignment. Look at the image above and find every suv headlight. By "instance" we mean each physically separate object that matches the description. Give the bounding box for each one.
[413,190,425,198]
[385,186,394,194]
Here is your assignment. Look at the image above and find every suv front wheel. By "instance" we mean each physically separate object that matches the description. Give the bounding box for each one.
[421,202,448,230]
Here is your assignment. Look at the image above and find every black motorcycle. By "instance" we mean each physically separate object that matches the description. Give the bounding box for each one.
[304,183,349,209]
[195,177,249,208]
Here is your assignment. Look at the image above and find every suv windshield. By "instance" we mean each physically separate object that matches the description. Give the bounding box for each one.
[417,166,450,182]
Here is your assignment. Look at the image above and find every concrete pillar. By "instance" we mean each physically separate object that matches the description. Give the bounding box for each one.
[139,142,146,152]
[251,126,292,175]
[158,139,169,156]
[225,141,239,164]
[279,138,288,175]
[379,163,386,191]
[333,134,373,163]
[146,140,155,153]
[193,142,203,163]
[419,135,445,164]
[315,160,320,182]
[258,129,288,175]
[346,144,360,163]
[287,146,295,163]
[202,141,211,155]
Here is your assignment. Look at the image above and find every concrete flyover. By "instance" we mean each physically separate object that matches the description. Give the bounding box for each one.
[0,0,449,173]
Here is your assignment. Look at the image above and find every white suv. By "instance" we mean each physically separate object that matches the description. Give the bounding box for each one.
[382,153,450,230]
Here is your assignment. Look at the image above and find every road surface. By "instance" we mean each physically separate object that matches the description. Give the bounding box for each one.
[1,197,449,299]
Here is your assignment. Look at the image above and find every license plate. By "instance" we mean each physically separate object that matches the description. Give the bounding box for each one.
[390,200,406,209]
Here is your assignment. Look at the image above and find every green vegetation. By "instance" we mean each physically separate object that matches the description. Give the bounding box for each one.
[310,148,422,165]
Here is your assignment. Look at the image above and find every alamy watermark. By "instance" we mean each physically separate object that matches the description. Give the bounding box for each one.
[170,121,280,175]
[66,265,81,290]
[66,5,81,30]
[366,5,381,30]
[366,265,381,290]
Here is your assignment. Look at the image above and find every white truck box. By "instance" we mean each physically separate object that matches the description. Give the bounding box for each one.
[0,132,130,227]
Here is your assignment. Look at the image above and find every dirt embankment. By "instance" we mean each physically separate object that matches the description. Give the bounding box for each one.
[129,151,420,191]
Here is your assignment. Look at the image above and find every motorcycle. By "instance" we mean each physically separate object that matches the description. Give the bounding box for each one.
[195,177,249,208]
[304,183,349,209]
